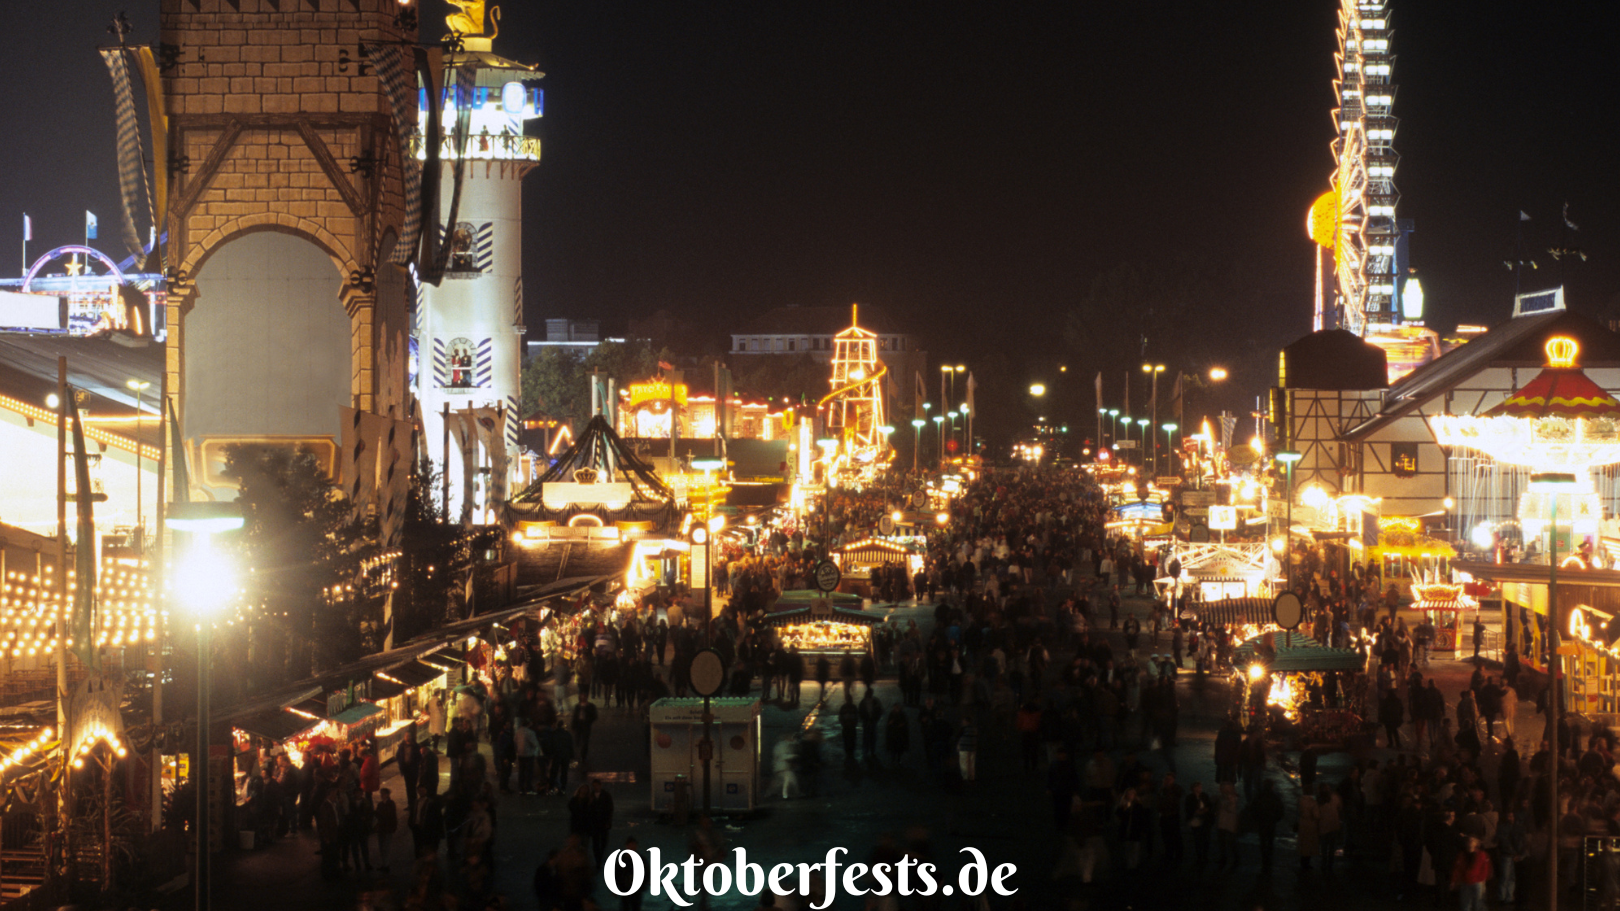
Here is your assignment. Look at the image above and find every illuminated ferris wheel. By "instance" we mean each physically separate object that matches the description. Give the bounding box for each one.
[1329,0,1399,336]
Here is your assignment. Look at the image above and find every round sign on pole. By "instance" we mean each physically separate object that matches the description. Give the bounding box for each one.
[814,560,842,593]
[910,491,926,508]
[879,515,895,536]
[690,649,726,698]
[1272,591,1305,631]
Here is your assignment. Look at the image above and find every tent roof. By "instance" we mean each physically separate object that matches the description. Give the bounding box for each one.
[1234,632,1365,673]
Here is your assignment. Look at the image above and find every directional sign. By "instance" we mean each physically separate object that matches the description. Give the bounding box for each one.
[814,560,842,593]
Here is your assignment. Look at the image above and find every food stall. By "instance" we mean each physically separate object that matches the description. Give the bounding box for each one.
[649,697,761,814]
[830,538,925,597]
[764,603,884,669]
[1410,582,1480,653]
[1232,631,1369,744]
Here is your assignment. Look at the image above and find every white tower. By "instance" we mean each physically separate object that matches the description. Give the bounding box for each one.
[414,10,542,522]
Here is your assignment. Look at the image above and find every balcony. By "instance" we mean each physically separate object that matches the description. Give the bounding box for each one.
[410,132,542,163]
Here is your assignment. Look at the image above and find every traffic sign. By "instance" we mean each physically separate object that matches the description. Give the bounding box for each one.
[814,560,842,593]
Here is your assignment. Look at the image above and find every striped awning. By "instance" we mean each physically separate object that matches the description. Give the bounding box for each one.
[1191,597,1275,627]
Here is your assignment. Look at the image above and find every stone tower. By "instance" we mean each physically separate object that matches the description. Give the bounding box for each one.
[413,8,542,522]
[159,0,416,497]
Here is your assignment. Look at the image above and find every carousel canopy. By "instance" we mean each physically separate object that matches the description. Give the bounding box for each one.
[1234,633,1364,673]
[507,415,678,530]
[1430,336,1620,470]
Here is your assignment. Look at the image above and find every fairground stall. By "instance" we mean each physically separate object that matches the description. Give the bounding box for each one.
[1409,581,1481,653]
[649,697,761,814]
[369,658,452,751]
[764,603,884,667]
[1232,631,1369,745]
[830,537,924,598]
[1157,543,1274,605]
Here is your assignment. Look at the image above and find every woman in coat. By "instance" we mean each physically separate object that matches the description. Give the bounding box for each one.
[1296,788,1321,870]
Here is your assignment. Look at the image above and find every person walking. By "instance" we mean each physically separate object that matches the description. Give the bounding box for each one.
[516,716,541,794]
[1297,785,1321,871]
[1185,781,1214,868]
[1215,781,1241,870]
[1451,835,1492,911]
[858,689,884,765]
[885,704,910,767]
[373,787,398,873]
[957,721,979,782]
[1253,780,1285,875]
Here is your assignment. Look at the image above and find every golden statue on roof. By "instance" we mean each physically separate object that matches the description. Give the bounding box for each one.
[445,0,501,49]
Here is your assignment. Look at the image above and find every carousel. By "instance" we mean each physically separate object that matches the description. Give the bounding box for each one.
[1232,631,1369,745]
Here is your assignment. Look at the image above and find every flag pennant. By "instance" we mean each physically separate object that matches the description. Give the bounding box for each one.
[85,211,97,240]
[22,214,31,243]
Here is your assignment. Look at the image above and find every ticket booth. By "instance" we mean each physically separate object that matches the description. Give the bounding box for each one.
[649,698,761,814]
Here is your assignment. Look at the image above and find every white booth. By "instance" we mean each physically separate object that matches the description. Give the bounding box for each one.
[649,697,761,814]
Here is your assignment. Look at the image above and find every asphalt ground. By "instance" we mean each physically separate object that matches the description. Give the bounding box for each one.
[210,579,1548,911]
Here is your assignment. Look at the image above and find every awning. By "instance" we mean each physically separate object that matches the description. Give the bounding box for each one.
[1412,599,1478,612]
[382,661,446,688]
[1190,597,1276,627]
[1234,633,1365,673]
[330,702,385,727]
[421,649,468,670]
[770,590,864,611]
[369,677,409,700]
[764,606,886,627]
[233,708,319,743]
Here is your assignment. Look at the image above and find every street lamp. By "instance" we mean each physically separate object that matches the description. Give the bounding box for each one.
[1136,418,1150,470]
[910,418,925,473]
[1162,423,1179,474]
[1529,469,1580,907]
[1275,451,1303,591]
[1209,367,1229,382]
[1142,364,1166,473]
[930,415,945,469]
[168,501,243,911]
[1029,383,1046,397]
[126,379,151,543]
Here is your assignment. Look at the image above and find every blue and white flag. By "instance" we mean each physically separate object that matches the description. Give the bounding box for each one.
[23,214,31,242]
[86,211,97,240]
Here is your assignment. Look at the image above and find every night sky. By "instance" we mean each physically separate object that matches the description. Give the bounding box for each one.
[6,1,1620,436]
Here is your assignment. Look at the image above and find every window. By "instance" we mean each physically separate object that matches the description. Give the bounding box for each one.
[1391,442,1419,478]
[787,339,796,352]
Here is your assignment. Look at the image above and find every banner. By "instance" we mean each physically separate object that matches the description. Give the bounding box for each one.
[167,396,191,503]
[450,411,479,526]
[378,416,415,546]
[67,394,99,672]
[99,48,150,261]
[133,46,169,237]
[369,42,424,266]
[471,407,507,506]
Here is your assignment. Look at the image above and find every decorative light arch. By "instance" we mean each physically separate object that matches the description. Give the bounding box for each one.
[20,245,127,292]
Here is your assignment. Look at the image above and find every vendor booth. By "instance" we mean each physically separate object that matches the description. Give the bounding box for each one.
[649,698,761,814]
[1232,631,1368,744]
[764,604,884,665]
[830,538,925,597]
[1410,582,1480,653]
[769,590,864,612]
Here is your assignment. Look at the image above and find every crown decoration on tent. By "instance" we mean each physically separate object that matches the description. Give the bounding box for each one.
[1429,336,1620,471]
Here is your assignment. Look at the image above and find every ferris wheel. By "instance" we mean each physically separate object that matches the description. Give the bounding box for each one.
[1329,0,1399,336]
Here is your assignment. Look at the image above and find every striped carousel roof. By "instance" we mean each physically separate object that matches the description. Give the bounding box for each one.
[1485,337,1620,420]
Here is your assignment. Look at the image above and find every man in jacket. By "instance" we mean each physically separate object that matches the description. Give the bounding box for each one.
[1451,835,1492,911]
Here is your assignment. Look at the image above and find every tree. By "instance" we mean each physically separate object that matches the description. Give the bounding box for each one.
[389,456,465,644]
[732,353,831,406]
[223,445,373,688]
[520,340,668,427]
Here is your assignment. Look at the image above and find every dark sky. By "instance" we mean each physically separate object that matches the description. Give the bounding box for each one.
[6,1,1620,434]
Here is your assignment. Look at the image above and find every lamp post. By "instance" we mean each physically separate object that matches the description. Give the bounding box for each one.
[930,415,944,469]
[169,501,243,911]
[910,418,925,473]
[126,379,151,545]
[690,523,712,646]
[1529,470,1579,909]
[1275,450,1302,592]
[1143,364,1165,473]
[1136,418,1150,471]
[1161,423,1179,475]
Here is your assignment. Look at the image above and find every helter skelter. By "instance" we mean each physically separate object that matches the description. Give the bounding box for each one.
[818,305,893,486]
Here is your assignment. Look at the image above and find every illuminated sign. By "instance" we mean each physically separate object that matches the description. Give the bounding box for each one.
[626,381,688,409]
